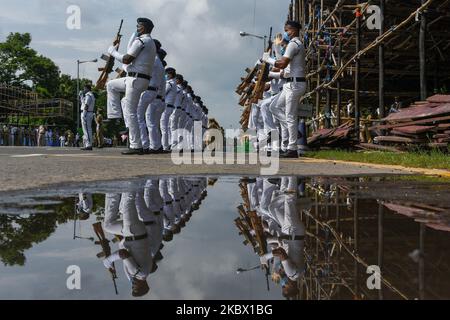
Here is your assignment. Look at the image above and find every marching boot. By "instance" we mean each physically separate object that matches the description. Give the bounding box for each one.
[279,149,299,159]
[122,148,144,155]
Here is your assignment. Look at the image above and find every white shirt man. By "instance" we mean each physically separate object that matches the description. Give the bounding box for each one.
[80,88,96,150]
[264,21,307,158]
[137,54,165,152]
[169,82,185,149]
[106,18,157,154]
[160,71,178,152]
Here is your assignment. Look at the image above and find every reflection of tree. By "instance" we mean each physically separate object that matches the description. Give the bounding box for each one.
[0,196,93,267]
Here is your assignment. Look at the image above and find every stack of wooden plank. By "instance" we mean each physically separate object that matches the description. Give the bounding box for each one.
[369,95,450,151]
[308,121,356,149]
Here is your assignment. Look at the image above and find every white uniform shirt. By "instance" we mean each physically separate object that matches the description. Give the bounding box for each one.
[283,37,305,78]
[149,56,165,89]
[174,85,184,108]
[185,94,193,116]
[126,34,156,76]
[81,92,95,112]
[165,78,177,105]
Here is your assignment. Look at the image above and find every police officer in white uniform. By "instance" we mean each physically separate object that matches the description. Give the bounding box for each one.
[107,18,157,155]
[80,85,96,151]
[147,49,168,153]
[169,74,186,150]
[264,21,306,158]
[103,191,153,297]
[161,68,178,153]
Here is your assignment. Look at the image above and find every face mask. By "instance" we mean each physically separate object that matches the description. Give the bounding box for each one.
[280,47,286,55]
[280,277,289,287]
[283,32,291,42]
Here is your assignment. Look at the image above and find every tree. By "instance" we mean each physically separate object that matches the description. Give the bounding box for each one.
[0,32,60,96]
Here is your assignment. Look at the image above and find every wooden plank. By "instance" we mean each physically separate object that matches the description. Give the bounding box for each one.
[427,94,450,103]
[384,103,450,122]
[370,115,450,131]
[374,136,424,143]
[392,125,435,134]
[356,143,403,152]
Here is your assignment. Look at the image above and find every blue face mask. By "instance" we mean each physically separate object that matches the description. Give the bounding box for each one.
[280,276,289,287]
[280,47,286,56]
[283,32,291,42]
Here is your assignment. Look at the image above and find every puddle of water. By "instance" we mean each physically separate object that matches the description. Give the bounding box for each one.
[0,176,449,300]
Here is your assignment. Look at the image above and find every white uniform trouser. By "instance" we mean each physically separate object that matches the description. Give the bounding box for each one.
[148,99,166,150]
[107,77,150,149]
[81,111,94,148]
[169,109,183,147]
[159,179,175,230]
[160,106,175,150]
[270,82,306,151]
[137,90,158,150]
[260,96,278,135]
[168,178,182,224]
[137,184,164,257]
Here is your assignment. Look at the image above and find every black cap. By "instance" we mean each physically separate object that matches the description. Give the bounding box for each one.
[162,60,167,67]
[165,67,176,75]
[137,18,154,32]
[285,20,301,30]
[182,80,188,88]
[175,74,184,82]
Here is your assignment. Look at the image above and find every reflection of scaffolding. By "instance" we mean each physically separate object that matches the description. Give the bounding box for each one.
[300,178,450,300]
[0,84,73,122]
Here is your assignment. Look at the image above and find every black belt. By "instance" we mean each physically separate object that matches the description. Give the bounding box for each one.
[165,201,173,205]
[167,104,175,109]
[286,77,306,83]
[144,221,155,226]
[127,72,151,80]
[157,95,164,100]
[279,235,305,241]
[124,234,148,242]
[176,107,182,110]
[148,86,158,91]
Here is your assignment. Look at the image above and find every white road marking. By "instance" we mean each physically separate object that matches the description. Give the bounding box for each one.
[11,154,46,158]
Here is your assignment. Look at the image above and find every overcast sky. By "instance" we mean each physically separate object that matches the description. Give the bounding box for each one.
[0,0,291,128]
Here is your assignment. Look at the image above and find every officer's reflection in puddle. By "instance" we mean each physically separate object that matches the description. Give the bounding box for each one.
[240,177,308,299]
[76,193,93,221]
[97,177,208,298]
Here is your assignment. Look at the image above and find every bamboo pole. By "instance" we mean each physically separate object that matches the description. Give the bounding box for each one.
[419,0,427,100]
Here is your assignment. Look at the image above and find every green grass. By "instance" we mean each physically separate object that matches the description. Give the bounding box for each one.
[306,149,450,170]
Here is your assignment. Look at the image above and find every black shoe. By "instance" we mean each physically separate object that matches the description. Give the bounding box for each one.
[148,148,162,154]
[122,148,144,155]
[280,150,299,159]
[143,148,151,155]
[80,147,93,151]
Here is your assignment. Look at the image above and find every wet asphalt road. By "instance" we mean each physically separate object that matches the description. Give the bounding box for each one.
[0,146,412,193]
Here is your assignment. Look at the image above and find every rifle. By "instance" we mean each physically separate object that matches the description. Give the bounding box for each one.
[96,19,124,90]
[236,66,259,95]
[251,27,273,103]
[93,222,119,295]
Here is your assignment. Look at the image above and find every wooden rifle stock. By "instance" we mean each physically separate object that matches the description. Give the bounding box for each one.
[251,27,273,104]
[95,19,124,90]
